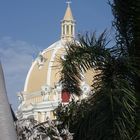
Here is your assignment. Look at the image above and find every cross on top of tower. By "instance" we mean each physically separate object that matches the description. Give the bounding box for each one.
[66,0,71,6]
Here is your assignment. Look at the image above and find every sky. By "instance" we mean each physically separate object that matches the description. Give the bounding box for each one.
[0,0,113,110]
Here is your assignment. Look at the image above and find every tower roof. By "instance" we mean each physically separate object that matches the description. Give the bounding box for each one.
[63,2,74,21]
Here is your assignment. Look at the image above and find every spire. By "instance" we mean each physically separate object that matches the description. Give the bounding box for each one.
[61,1,76,42]
[63,1,74,21]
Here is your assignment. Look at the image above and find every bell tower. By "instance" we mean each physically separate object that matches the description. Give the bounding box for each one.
[61,1,75,42]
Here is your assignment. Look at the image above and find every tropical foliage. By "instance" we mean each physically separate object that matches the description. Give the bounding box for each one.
[15,118,73,140]
[110,0,140,138]
[56,0,140,140]
[16,0,140,140]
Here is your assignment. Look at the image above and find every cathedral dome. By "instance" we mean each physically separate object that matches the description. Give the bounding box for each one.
[17,2,94,121]
[24,40,66,94]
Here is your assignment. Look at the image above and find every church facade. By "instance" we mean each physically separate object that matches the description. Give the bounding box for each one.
[17,3,94,122]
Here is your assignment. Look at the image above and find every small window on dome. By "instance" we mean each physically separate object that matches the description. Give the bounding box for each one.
[61,53,67,60]
[37,52,47,69]
[61,54,66,60]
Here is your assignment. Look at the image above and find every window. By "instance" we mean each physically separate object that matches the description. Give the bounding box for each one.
[63,25,65,35]
[71,25,73,35]
[66,25,69,35]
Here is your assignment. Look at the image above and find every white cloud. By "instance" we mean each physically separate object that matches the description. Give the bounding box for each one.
[0,37,40,110]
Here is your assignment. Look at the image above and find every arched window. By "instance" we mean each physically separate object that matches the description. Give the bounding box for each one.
[63,25,65,35]
[71,25,73,35]
[66,25,69,35]
[38,112,42,122]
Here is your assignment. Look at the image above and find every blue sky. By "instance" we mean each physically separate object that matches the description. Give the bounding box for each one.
[0,0,113,110]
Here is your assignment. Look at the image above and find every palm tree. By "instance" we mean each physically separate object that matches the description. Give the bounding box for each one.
[57,0,140,139]
[59,32,138,140]
[110,0,140,138]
